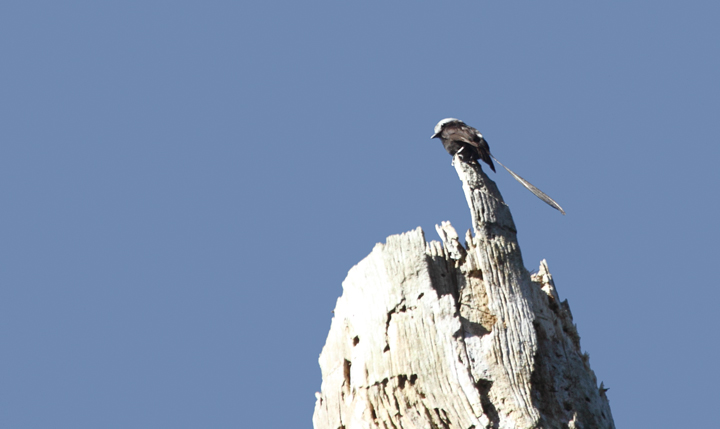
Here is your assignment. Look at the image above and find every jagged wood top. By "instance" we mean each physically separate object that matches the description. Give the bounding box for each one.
[313,155,614,429]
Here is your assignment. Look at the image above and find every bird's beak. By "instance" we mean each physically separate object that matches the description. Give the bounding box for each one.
[431,132,439,139]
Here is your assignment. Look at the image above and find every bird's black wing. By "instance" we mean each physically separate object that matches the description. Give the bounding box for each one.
[465,125,496,172]
[444,124,496,172]
[441,123,474,144]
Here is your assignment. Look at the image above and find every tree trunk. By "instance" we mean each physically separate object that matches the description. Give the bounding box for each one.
[313,157,615,429]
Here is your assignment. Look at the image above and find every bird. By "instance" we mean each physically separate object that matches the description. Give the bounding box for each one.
[431,118,495,171]
[432,118,566,215]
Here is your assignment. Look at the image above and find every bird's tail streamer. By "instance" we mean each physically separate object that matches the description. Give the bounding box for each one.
[490,155,566,215]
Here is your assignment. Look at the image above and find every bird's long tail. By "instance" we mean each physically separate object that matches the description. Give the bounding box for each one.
[490,155,566,215]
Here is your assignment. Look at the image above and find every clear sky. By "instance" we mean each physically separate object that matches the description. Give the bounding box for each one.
[1,2,719,428]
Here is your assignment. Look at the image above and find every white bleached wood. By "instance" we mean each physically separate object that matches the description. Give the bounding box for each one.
[313,156,614,429]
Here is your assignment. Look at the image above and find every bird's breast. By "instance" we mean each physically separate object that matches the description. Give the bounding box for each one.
[442,140,464,156]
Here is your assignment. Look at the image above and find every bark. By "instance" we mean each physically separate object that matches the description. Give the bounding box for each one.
[313,157,615,429]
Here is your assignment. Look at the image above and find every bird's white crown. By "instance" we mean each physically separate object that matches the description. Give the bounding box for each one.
[433,118,462,135]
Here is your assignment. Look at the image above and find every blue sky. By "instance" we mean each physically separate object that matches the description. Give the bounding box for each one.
[1,2,719,427]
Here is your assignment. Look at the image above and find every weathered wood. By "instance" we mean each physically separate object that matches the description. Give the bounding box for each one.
[313,156,614,429]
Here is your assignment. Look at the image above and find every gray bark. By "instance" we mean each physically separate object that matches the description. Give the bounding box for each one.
[313,157,614,429]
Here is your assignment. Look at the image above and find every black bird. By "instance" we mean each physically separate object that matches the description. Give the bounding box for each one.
[432,118,565,215]
[431,118,495,171]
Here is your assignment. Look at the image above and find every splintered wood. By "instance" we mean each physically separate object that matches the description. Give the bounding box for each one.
[313,157,614,429]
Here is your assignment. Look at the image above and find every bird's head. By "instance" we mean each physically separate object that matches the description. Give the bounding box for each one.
[431,118,464,138]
